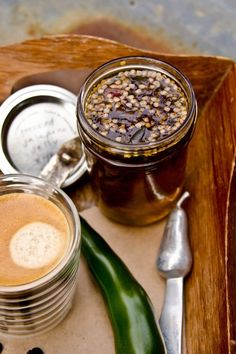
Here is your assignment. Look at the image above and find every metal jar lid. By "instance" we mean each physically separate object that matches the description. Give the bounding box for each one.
[0,84,87,187]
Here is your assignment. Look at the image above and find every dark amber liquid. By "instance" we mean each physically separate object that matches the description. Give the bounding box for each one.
[86,145,187,225]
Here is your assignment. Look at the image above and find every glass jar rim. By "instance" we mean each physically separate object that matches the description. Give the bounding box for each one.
[77,55,197,155]
[0,173,81,293]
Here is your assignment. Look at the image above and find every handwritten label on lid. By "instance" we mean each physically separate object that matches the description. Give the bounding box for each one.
[6,102,77,175]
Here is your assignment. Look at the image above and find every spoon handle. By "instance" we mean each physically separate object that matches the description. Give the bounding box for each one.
[159,277,184,354]
[40,154,73,187]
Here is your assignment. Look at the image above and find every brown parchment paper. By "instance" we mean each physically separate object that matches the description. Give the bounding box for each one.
[1,207,167,354]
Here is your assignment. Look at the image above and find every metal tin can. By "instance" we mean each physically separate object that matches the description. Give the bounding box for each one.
[0,85,87,187]
[0,174,81,336]
[77,56,197,225]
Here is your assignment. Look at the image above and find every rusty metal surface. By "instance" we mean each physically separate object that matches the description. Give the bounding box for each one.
[0,0,235,59]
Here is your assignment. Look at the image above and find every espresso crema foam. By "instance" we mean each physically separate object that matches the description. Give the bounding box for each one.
[0,193,70,286]
[10,222,65,269]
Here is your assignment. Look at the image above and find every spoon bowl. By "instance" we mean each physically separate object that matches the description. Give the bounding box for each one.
[157,191,192,354]
[157,191,192,279]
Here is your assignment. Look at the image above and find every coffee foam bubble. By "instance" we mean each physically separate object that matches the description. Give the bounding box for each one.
[10,222,65,269]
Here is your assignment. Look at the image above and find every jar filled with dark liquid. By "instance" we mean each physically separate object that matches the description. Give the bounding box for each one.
[77,57,197,225]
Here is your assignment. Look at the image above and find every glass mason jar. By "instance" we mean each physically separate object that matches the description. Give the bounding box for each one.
[77,56,197,226]
[0,174,81,336]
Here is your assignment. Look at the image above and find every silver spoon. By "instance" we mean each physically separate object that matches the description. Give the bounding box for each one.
[40,136,85,187]
[157,191,192,354]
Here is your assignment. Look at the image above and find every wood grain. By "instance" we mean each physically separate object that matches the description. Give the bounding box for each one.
[0,34,236,354]
[224,64,236,354]
[0,35,234,112]
[185,63,236,354]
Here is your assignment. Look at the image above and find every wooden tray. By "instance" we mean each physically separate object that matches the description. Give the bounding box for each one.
[0,35,236,354]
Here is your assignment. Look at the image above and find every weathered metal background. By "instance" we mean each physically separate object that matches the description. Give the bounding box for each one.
[0,0,235,59]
